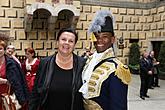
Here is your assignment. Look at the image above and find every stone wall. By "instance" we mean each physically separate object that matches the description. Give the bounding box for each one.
[0,0,165,64]
[0,0,25,54]
[79,1,165,63]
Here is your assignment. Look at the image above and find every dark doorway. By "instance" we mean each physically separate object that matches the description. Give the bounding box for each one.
[152,41,163,59]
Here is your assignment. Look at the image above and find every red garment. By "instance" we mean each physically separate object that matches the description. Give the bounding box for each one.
[0,60,7,110]
[22,58,40,92]
[0,61,7,94]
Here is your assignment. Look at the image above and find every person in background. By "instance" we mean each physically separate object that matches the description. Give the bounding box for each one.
[29,28,86,110]
[21,47,40,93]
[149,51,160,87]
[153,58,160,87]
[0,32,29,110]
[79,10,131,110]
[6,44,21,67]
[147,51,156,89]
[139,51,152,100]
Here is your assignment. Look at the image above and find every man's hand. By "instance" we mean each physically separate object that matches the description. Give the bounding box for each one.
[148,71,152,75]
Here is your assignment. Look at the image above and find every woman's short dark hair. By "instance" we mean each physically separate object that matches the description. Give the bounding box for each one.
[57,28,78,43]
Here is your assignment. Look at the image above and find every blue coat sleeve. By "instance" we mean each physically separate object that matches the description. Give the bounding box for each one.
[94,73,128,110]
[108,73,128,110]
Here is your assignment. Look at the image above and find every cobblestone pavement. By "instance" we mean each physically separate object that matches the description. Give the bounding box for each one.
[128,74,165,110]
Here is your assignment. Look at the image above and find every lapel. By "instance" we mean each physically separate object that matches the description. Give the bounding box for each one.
[82,48,115,80]
[44,55,55,89]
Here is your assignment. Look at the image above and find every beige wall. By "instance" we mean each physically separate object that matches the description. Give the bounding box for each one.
[112,0,157,2]
[0,0,165,64]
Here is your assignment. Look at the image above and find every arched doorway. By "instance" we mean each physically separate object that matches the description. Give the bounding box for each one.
[32,9,51,30]
[57,10,74,29]
[152,41,163,59]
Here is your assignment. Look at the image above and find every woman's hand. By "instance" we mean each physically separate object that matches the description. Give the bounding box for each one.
[0,78,8,84]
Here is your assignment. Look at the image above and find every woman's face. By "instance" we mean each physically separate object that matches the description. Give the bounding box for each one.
[57,32,76,56]
[0,45,5,58]
[25,51,34,59]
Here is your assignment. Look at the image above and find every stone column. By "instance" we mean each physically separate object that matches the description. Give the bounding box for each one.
[24,14,33,32]
[48,16,57,31]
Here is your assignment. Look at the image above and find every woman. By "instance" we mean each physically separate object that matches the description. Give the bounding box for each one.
[0,32,29,110]
[22,47,40,92]
[29,28,86,110]
[6,45,21,67]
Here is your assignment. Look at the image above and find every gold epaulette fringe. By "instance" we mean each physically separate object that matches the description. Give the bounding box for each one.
[115,63,131,85]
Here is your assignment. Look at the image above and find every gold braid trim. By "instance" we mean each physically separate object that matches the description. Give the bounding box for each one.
[114,61,131,85]
[83,99,103,110]
[87,62,116,98]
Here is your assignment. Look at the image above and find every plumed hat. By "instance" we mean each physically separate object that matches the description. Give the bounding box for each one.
[88,10,115,36]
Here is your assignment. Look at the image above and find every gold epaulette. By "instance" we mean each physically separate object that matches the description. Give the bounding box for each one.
[114,59,131,85]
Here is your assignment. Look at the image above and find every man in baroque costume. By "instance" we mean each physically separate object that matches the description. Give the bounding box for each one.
[79,10,131,110]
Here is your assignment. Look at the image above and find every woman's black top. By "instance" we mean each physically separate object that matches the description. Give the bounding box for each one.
[29,54,86,110]
[45,63,73,110]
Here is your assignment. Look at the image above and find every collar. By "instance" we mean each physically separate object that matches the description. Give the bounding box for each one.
[79,47,115,98]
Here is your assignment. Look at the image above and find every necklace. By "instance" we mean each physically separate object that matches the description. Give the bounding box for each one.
[56,53,73,64]
[56,58,73,64]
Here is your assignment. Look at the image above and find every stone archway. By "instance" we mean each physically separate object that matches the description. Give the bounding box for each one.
[54,4,80,28]
[25,2,57,31]
[25,3,80,31]
[53,4,80,17]
[26,2,56,16]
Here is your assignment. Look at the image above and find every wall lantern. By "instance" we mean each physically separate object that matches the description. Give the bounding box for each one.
[118,36,124,49]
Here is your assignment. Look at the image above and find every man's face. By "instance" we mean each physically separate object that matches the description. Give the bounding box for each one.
[150,51,154,57]
[93,32,115,53]
[144,52,148,58]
